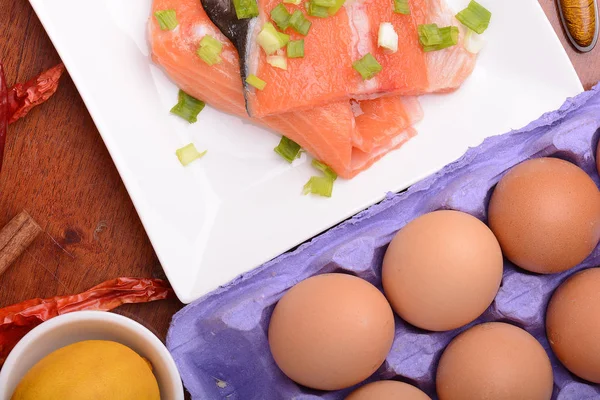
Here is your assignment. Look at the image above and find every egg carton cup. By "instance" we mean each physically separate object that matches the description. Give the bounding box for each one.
[167,85,600,399]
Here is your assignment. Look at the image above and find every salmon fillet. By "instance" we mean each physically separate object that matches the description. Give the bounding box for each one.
[353,96,422,153]
[201,0,476,117]
[149,0,423,178]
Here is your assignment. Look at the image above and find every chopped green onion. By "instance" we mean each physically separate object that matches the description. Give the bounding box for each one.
[284,0,302,4]
[289,10,301,25]
[287,39,305,58]
[233,0,259,19]
[274,136,302,163]
[170,90,205,123]
[464,29,486,54]
[279,32,290,45]
[303,176,334,197]
[421,26,459,52]
[267,55,288,70]
[297,19,311,35]
[313,0,336,7]
[196,35,223,66]
[246,74,267,90]
[176,143,207,166]
[197,47,221,65]
[328,0,346,15]
[418,23,442,47]
[456,0,491,34]
[378,22,398,53]
[154,10,179,31]
[303,159,337,197]
[289,11,312,35]
[312,160,337,180]
[257,22,290,55]
[271,4,291,30]
[200,35,223,51]
[393,0,410,15]
[352,53,382,80]
[307,2,329,17]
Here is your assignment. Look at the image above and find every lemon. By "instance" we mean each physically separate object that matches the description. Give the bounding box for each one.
[11,340,160,400]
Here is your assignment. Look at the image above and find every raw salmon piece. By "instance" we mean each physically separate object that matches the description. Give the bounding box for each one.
[413,0,477,92]
[149,0,422,178]
[347,0,429,98]
[363,0,476,94]
[351,127,417,172]
[201,0,475,117]
[353,97,423,153]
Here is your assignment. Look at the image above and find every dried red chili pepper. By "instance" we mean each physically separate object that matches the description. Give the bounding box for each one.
[0,277,174,365]
[0,62,65,172]
[0,63,8,173]
[8,63,65,124]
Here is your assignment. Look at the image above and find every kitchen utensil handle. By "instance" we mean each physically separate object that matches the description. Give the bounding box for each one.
[557,0,599,52]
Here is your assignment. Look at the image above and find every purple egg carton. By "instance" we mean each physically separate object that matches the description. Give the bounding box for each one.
[167,86,600,399]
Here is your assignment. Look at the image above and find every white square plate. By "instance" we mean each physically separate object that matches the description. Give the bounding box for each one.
[30,0,582,303]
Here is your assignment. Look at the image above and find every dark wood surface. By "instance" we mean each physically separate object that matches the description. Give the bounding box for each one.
[0,0,597,344]
[0,0,183,340]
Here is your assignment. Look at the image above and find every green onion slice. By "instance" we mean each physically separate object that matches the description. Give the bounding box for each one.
[197,35,223,66]
[312,160,337,180]
[170,90,205,123]
[176,143,207,166]
[313,0,336,7]
[456,0,491,34]
[246,74,267,90]
[297,19,311,35]
[267,55,288,70]
[289,11,312,35]
[233,0,259,19]
[283,0,302,4]
[155,10,179,30]
[271,4,291,30]
[200,35,223,51]
[197,47,221,65]
[393,0,410,14]
[287,39,305,58]
[464,29,486,53]
[257,22,290,55]
[328,0,346,15]
[378,22,398,52]
[307,2,329,17]
[352,53,382,80]
[274,136,302,163]
[302,159,338,197]
[418,23,442,46]
[421,26,459,52]
[303,176,334,197]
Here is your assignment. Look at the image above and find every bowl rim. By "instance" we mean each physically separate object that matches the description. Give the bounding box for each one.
[0,310,184,399]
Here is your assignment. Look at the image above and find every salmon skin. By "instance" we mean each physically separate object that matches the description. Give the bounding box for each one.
[201,0,256,115]
[201,0,476,118]
[150,0,423,179]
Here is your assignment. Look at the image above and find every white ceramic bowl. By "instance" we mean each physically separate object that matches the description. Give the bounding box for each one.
[0,311,184,400]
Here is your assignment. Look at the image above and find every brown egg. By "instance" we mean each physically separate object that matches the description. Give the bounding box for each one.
[268,273,395,391]
[488,157,600,274]
[382,210,503,331]
[546,268,600,383]
[436,322,553,400]
[345,381,431,400]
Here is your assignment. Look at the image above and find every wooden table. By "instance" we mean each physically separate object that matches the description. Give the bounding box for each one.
[0,0,598,345]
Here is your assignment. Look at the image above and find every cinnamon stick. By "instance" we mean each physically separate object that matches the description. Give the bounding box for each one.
[0,211,41,276]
